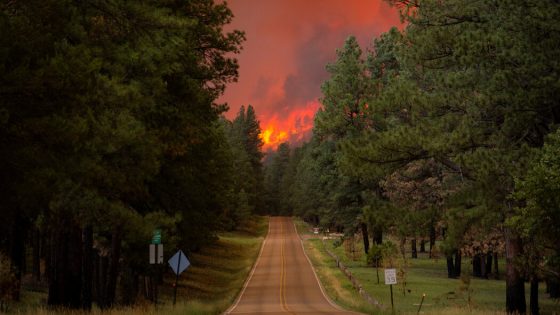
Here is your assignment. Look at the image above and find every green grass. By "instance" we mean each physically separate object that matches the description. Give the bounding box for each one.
[304,238,378,314]
[293,217,377,314]
[296,218,560,315]
[11,216,268,315]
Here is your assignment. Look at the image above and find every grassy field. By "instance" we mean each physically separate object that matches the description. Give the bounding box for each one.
[11,216,268,315]
[295,218,560,315]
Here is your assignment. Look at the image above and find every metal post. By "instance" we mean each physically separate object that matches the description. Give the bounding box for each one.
[173,251,181,306]
[154,264,158,306]
[390,284,394,314]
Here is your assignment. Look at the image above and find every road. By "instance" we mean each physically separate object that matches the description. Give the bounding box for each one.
[226,217,359,315]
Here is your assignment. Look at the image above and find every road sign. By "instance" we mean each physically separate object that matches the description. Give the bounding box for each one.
[168,250,190,275]
[385,268,397,313]
[149,244,164,264]
[152,229,162,244]
[384,268,397,285]
[169,249,190,305]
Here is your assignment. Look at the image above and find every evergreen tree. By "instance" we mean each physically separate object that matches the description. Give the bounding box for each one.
[0,0,244,308]
[264,142,291,215]
[342,1,560,312]
[228,105,264,218]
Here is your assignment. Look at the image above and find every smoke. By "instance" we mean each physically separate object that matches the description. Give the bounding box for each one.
[220,0,402,149]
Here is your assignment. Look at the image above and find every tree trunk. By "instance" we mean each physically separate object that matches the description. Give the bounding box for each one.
[420,239,426,253]
[32,227,41,283]
[67,224,83,308]
[105,225,122,308]
[446,255,455,278]
[530,277,539,315]
[48,217,83,308]
[549,277,560,298]
[120,264,136,305]
[41,231,48,282]
[473,254,482,277]
[494,252,500,279]
[360,222,369,254]
[9,214,27,301]
[373,225,383,245]
[411,238,417,259]
[453,250,461,278]
[48,228,62,306]
[480,254,487,279]
[429,226,436,258]
[97,254,109,307]
[486,252,493,278]
[505,229,526,314]
[92,249,100,304]
[82,225,93,310]
[399,237,406,261]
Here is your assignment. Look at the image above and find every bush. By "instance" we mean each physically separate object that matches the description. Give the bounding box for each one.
[366,241,399,268]
[333,237,343,248]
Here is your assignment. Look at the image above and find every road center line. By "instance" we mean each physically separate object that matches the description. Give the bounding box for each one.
[280,220,296,314]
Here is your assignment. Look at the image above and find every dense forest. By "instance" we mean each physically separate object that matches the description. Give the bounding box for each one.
[263,1,560,314]
[0,0,266,309]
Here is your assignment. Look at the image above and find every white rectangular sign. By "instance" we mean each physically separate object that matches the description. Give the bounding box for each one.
[384,268,397,285]
[149,244,164,264]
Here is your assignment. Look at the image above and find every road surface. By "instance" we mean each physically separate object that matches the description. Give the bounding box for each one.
[227,217,359,315]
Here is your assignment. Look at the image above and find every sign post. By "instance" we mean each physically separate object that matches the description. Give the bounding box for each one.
[168,250,190,306]
[149,230,164,305]
[384,268,397,314]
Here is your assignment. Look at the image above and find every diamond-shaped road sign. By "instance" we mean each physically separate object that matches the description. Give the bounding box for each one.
[168,250,190,275]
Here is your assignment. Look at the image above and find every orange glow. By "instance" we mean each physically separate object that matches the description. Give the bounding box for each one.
[259,101,321,150]
[220,1,402,152]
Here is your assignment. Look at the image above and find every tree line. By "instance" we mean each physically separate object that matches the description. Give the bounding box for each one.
[264,1,560,314]
[0,0,265,310]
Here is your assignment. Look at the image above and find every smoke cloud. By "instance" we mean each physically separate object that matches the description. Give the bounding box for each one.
[219,0,402,149]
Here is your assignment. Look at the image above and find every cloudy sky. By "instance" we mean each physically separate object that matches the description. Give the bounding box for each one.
[219,0,402,150]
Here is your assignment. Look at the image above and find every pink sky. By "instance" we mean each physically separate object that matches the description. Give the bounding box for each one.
[219,0,402,150]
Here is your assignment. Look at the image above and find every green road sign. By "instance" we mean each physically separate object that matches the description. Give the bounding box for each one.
[152,229,162,244]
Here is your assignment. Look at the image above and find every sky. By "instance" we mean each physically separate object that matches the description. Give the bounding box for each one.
[218,0,402,150]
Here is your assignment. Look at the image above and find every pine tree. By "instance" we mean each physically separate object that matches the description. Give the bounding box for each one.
[0,0,244,308]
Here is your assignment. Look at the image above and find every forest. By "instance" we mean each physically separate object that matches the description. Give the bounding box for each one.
[1,0,559,314]
[263,1,560,314]
[0,0,267,310]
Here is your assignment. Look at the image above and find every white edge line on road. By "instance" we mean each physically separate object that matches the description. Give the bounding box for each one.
[223,216,271,315]
[293,219,365,315]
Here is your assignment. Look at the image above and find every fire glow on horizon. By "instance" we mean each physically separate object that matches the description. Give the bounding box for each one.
[259,101,321,150]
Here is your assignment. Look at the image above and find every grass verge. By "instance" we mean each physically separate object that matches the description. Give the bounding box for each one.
[12,216,268,315]
[296,218,560,315]
[294,218,377,314]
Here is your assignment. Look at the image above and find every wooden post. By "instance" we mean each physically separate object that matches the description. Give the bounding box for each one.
[417,293,426,314]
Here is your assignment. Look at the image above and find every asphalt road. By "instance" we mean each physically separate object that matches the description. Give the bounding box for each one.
[227,217,359,315]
